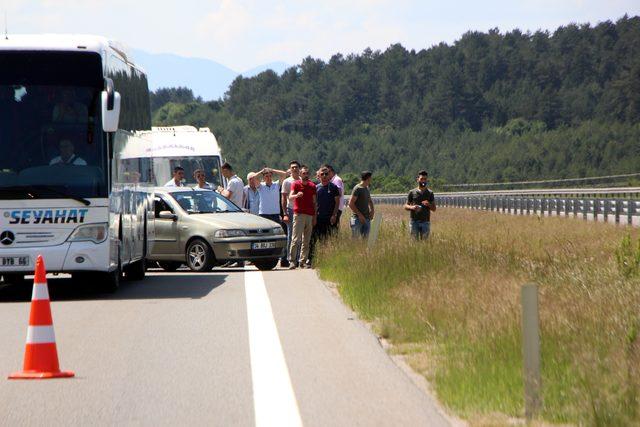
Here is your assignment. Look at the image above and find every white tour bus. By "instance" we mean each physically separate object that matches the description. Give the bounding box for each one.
[0,34,154,291]
[135,126,225,188]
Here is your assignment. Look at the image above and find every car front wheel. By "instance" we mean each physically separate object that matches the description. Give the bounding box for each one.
[186,238,215,272]
[254,258,279,271]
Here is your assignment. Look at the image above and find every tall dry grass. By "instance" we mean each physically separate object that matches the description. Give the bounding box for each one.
[316,206,640,425]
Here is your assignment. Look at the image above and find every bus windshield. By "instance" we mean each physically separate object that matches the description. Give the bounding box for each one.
[0,51,107,200]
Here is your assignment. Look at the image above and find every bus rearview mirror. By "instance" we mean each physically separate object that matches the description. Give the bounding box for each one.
[101,90,121,132]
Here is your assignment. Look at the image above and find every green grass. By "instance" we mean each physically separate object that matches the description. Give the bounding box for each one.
[316,207,640,425]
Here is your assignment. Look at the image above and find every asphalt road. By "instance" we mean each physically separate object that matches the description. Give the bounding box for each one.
[0,266,452,426]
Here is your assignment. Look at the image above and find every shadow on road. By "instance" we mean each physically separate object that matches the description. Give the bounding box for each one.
[0,269,232,302]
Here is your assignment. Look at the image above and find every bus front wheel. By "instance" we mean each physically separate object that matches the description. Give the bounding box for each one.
[124,258,146,281]
[97,266,121,293]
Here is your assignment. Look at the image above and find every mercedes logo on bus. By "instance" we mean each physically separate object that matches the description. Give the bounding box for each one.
[0,231,15,245]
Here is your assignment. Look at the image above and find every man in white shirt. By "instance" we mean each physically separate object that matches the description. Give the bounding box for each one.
[49,139,87,166]
[242,172,260,215]
[255,167,287,220]
[164,166,185,187]
[193,169,213,190]
[218,162,244,207]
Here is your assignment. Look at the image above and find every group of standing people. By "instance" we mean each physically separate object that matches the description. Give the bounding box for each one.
[225,161,385,255]
[241,160,346,269]
[165,162,437,269]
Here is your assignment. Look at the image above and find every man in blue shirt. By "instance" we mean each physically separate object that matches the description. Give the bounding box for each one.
[254,166,288,266]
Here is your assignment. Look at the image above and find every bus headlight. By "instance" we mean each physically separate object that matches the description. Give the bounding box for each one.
[214,229,246,238]
[68,223,108,244]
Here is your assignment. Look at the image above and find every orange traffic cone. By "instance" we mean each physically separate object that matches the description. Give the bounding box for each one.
[8,255,74,379]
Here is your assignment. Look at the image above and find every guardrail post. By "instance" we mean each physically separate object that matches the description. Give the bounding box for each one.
[595,199,603,222]
[621,200,629,226]
[632,201,640,227]
[587,199,595,221]
[522,283,542,420]
[613,199,621,225]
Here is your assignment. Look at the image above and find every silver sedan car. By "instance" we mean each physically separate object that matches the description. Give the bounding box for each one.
[148,188,287,271]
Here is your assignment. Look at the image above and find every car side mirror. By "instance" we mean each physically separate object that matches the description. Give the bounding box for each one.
[159,211,177,221]
[101,78,121,132]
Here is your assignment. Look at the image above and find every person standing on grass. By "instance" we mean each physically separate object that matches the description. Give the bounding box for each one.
[242,172,260,215]
[404,170,436,239]
[281,160,302,267]
[348,171,374,238]
[288,165,317,269]
[324,164,344,230]
[218,162,244,208]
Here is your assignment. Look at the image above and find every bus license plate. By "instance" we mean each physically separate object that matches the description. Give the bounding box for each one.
[1,256,29,267]
[252,242,276,250]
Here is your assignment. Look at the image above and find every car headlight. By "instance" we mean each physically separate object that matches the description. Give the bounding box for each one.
[272,227,285,235]
[214,229,246,238]
[67,223,108,244]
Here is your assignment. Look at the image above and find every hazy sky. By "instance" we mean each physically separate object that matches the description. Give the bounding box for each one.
[4,0,639,71]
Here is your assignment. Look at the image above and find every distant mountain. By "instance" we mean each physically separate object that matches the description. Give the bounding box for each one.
[241,62,291,78]
[131,49,288,100]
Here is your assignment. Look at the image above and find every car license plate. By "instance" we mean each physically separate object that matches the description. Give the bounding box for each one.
[252,242,276,250]
[1,256,29,267]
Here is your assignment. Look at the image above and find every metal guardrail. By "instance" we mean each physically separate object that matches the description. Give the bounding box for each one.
[368,187,640,227]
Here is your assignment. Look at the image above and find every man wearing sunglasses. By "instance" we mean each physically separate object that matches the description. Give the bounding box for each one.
[307,167,341,264]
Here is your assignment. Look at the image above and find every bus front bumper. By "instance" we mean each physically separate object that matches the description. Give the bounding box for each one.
[0,240,111,274]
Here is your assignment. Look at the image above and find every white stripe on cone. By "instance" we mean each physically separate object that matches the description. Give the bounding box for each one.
[26,325,56,344]
[31,283,50,301]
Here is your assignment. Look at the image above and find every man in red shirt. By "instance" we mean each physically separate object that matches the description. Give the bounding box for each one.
[288,165,317,269]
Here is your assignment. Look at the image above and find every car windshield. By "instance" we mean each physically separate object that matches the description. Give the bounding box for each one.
[0,51,107,199]
[169,190,241,214]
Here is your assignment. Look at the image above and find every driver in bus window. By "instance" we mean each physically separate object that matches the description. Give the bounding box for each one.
[49,139,87,166]
[52,88,88,124]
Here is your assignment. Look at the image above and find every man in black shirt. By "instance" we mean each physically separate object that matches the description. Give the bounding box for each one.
[404,170,436,239]
[315,167,340,239]
[307,167,340,266]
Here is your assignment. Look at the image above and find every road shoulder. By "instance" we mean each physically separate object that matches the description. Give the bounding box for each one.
[319,275,466,427]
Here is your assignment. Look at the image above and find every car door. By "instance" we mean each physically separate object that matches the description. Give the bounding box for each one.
[152,195,181,257]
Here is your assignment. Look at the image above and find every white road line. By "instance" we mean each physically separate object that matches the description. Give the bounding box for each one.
[245,270,303,427]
